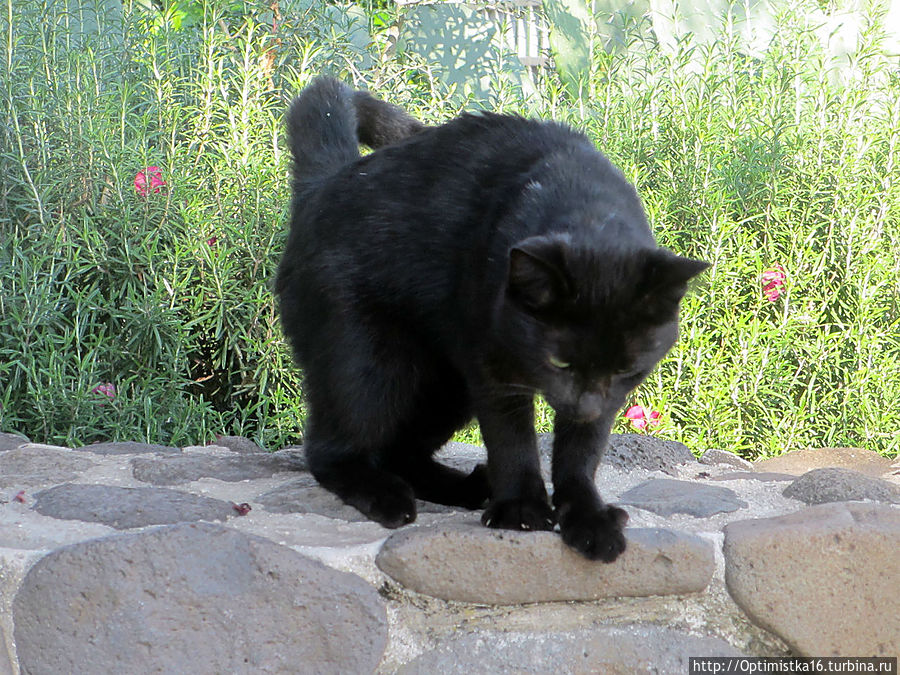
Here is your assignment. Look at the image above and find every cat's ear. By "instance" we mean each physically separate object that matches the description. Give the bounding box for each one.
[507,234,573,313]
[640,249,709,299]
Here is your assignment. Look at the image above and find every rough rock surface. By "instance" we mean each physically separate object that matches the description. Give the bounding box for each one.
[538,433,694,475]
[79,440,181,455]
[214,435,265,454]
[782,467,900,505]
[0,446,95,488]
[13,522,388,674]
[398,625,743,674]
[723,502,900,656]
[131,453,302,485]
[0,433,28,452]
[604,434,695,475]
[709,471,796,482]
[618,478,748,517]
[1,432,896,672]
[376,522,715,604]
[256,479,455,518]
[699,448,754,470]
[754,447,894,477]
[33,483,235,529]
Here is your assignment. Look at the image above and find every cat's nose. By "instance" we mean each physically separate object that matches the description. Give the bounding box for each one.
[574,393,604,422]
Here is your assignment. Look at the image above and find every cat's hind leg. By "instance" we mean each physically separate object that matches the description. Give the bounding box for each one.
[305,434,417,528]
[383,365,491,510]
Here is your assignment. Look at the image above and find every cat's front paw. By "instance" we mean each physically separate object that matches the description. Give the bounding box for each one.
[481,497,556,531]
[558,503,629,562]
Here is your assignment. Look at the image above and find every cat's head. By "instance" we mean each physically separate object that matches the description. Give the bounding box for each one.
[499,232,709,422]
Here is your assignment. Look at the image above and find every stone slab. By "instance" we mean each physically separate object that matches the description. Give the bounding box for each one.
[13,522,388,674]
[723,502,900,656]
[782,467,900,505]
[256,479,456,520]
[708,471,796,483]
[754,447,894,477]
[376,521,715,604]
[131,453,303,485]
[0,447,95,488]
[539,433,695,476]
[398,625,743,674]
[618,479,748,517]
[77,441,181,455]
[214,435,265,454]
[0,433,28,453]
[699,449,754,470]
[32,483,235,529]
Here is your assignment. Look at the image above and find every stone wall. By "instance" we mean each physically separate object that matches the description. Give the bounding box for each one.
[1,431,897,673]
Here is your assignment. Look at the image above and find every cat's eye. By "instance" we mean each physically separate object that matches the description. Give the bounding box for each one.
[549,355,571,369]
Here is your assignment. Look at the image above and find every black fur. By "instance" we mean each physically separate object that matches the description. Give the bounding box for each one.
[276,77,708,561]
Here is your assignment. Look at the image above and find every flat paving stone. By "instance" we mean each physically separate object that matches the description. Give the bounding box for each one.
[0,433,28,452]
[699,449,754,470]
[257,479,456,519]
[754,447,894,477]
[131,453,303,485]
[398,625,743,674]
[214,435,265,454]
[618,478,748,517]
[0,447,95,488]
[782,467,900,505]
[32,484,234,529]
[724,502,900,656]
[376,521,714,604]
[13,522,388,674]
[708,471,796,483]
[77,441,181,455]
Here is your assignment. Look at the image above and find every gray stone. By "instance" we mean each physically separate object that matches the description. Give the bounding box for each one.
[724,502,900,656]
[32,484,234,529]
[539,433,695,475]
[376,522,714,604]
[0,433,28,452]
[754,447,894,477]
[13,522,388,674]
[618,478,748,517]
[700,448,754,470]
[256,477,364,518]
[0,447,94,488]
[604,434,696,475]
[257,479,456,519]
[270,447,307,470]
[214,435,264,454]
[131,453,303,485]
[708,471,796,482]
[78,440,181,455]
[783,467,900,505]
[398,625,743,674]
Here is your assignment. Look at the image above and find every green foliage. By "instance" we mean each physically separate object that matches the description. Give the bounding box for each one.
[1,0,899,459]
[542,0,592,98]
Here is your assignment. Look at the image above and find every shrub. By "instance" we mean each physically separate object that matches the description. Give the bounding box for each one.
[1,0,898,458]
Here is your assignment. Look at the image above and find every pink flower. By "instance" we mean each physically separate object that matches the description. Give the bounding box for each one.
[206,236,218,246]
[625,405,661,431]
[91,383,116,400]
[134,166,166,196]
[761,265,786,302]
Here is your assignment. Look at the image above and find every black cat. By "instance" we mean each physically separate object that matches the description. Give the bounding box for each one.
[276,77,708,562]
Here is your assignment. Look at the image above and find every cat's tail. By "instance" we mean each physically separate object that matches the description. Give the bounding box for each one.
[286,76,425,184]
